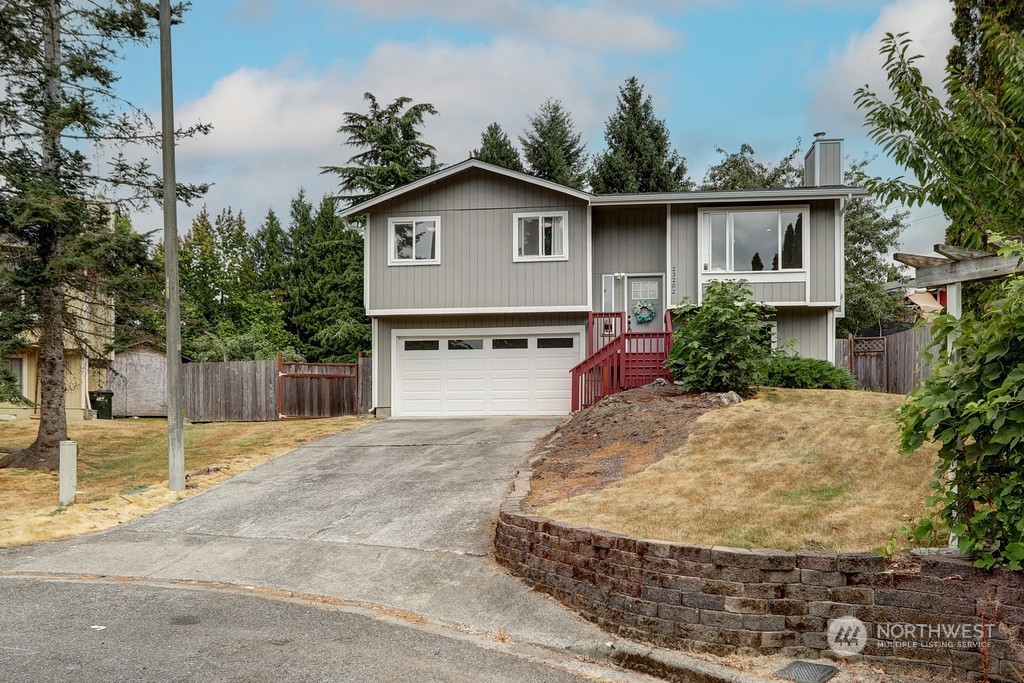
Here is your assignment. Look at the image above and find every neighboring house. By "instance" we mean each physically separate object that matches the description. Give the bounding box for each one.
[108,342,167,418]
[1,287,114,421]
[341,137,865,417]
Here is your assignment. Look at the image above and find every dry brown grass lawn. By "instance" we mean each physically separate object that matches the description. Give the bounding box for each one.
[0,416,366,548]
[538,388,939,552]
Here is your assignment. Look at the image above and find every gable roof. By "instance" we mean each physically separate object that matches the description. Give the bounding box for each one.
[337,159,593,218]
[336,159,868,218]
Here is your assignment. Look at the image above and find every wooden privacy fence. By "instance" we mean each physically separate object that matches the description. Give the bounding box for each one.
[277,356,357,419]
[183,355,369,422]
[835,326,934,395]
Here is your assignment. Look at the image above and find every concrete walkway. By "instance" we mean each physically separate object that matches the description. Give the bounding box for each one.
[1,418,606,652]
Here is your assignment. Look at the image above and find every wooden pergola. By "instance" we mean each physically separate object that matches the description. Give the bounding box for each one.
[894,242,1024,319]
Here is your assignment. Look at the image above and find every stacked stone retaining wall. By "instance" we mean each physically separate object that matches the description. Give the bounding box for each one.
[495,470,1024,681]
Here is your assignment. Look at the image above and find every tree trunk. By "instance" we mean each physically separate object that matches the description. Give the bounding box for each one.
[0,0,68,471]
[0,287,68,471]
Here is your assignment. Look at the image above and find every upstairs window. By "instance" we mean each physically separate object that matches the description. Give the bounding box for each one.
[703,208,805,273]
[389,216,440,265]
[513,211,568,262]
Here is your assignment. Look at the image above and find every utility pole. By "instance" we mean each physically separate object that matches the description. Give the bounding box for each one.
[160,0,185,491]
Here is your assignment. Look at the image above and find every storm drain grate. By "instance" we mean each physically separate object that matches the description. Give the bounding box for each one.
[775,660,840,683]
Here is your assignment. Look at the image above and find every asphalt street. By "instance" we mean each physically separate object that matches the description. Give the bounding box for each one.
[0,577,633,683]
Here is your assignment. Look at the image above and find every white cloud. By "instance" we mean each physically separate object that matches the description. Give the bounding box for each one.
[132,37,613,236]
[325,0,681,52]
[811,0,954,130]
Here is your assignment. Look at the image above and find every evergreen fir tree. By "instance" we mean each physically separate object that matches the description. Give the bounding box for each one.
[0,1,208,470]
[519,99,588,189]
[471,123,525,172]
[590,77,692,193]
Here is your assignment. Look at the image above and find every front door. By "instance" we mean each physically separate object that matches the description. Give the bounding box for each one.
[626,276,665,332]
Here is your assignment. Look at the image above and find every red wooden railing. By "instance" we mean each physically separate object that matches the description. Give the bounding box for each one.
[589,312,626,354]
[570,310,675,410]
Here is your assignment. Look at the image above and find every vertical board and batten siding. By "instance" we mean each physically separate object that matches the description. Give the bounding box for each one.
[375,312,588,410]
[183,360,277,422]
[807,199,838,304]
[365,169,589,311]
[750,281,806,303]
[591,206,667,306]
[776,308,831,360]
[669,205,698,304]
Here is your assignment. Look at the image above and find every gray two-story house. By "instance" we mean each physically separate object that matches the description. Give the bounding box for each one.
[341,137,864,417]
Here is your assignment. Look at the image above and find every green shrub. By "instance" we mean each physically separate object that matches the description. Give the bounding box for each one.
[899,241,1024,570]
[667,279,772,397]
[764,354,857,390]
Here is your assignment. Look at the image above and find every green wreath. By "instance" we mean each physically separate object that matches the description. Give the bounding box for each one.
[633,300,657,324]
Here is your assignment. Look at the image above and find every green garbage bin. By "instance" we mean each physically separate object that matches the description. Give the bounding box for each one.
[88,389,114,420]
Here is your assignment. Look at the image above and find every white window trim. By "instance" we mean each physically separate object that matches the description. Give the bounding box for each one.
[388,215,441,266]
[699,206,810,275]
[512,211,569,263]
[4,355,27,399]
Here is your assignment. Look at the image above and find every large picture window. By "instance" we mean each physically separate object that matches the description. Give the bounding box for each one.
[512,211,568,261]
[389,216,440,265]
[703,208,805,272]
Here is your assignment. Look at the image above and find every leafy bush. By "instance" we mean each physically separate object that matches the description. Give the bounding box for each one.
[764,355,857,390]
[667,279,772,397]
[899,241,1024,570]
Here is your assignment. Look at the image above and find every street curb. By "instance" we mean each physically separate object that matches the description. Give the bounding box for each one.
[602,641,774,683]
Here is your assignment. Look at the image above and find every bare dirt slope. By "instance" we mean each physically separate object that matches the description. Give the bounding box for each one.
[524,383,732,509]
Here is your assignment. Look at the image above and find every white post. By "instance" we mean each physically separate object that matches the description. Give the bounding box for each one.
[945,282,962,550]
[59,440,77,506]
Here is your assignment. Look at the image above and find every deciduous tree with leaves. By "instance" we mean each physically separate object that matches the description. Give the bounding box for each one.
[855,22,1024,250]
[698,143,802,191]
[0,1,208,470]
[519,98,588,190]
[859,19,1024,568]
[591,77,692,193]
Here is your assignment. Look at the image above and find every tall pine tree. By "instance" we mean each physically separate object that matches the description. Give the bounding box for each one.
[590,77,692,193]
[0,1,208,470]
[471,123,525,172]
[285,193,369,363]
[519,99,588,190]
[322,92,440,206]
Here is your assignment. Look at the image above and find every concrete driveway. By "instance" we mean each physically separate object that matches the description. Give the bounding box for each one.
[1,418,611,653]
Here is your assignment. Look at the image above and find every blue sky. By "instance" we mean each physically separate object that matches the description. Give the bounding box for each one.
[119,0,955,256]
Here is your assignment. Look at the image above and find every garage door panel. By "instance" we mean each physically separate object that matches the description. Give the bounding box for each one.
[395,331,580,416]
[489,377,530,392]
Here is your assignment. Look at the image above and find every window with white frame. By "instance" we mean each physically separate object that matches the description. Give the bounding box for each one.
[513,211,568,261]
[389,216,440,265]
[703,208,805,273]
[3,357,25,399]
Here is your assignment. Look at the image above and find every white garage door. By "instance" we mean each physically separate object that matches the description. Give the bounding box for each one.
[394,332,581,416]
